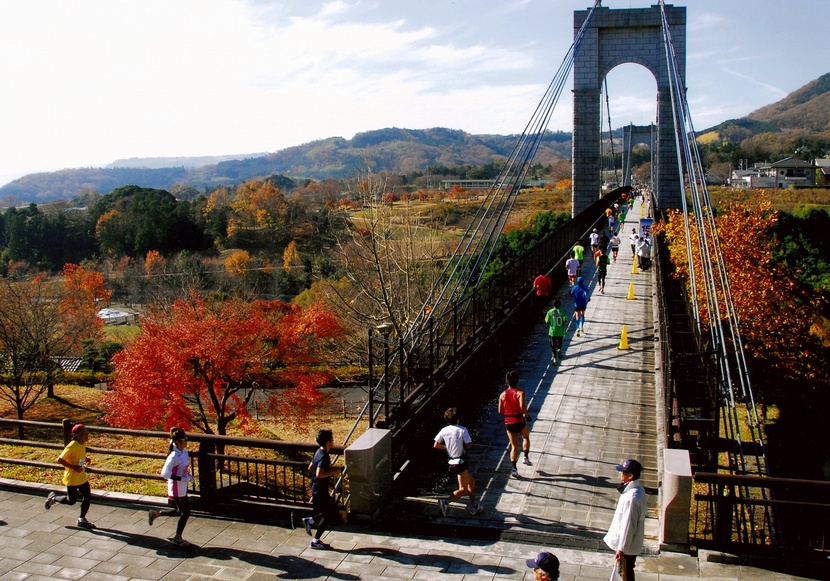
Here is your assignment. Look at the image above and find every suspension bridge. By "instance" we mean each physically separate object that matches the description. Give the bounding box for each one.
[344,0,828,558]
[1,2,828,575]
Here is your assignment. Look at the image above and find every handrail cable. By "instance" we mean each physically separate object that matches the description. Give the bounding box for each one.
[345,0,604,443]
[658,0,768,480]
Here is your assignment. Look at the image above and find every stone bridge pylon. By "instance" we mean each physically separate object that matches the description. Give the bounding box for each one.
[571,3,686,215]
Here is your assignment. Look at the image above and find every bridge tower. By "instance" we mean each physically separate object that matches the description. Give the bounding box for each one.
[622,123,656,187]
[572,4,685,215]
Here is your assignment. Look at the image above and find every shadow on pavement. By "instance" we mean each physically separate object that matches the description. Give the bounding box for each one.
[350,547,511,576]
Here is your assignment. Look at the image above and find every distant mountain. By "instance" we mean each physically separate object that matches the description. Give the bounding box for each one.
[0,128,572,205]
[699,72,830,141]
[106,153,270,169]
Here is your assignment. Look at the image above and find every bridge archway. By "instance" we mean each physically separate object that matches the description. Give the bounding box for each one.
[622,123,656,187]
[572,4,685,215]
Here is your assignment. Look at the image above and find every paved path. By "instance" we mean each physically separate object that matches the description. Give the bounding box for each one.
[0,485,820,580]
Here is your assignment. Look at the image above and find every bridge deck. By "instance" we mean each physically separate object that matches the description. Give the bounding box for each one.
[398,198,660,552]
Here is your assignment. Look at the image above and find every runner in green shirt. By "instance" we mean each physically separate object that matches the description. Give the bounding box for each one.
[544,299,567,365]
[572,241,585,275]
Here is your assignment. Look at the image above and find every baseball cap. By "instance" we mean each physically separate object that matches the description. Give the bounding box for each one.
[616,458,643,476]
[526,551,559,575]
[576,276,584,284]
[71,423,86,434]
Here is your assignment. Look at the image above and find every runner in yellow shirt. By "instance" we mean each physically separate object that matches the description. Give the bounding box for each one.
[44,424,95,529]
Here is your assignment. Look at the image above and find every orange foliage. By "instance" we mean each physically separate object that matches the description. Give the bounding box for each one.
[59,263,111,350]
[105,297,345,435]
[224,251,251,278]
[656,201,828,389]
[145,250,165,275]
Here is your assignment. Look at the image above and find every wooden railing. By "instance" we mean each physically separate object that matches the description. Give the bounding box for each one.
[692,472,830,554]
[0,418,347,511]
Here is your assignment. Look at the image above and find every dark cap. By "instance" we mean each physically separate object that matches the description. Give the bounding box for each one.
[71,423,86,434]
[616,458,642,476]
[576,276,584,284]
[526,552,559,575]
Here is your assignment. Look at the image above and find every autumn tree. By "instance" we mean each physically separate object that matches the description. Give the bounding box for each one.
[657,200,829,405]
[0,265,110,433]
[326,169,454,342]
[105,295,344,435]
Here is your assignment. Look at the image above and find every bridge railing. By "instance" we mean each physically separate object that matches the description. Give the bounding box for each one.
[653,210,719,471]
[368,190,624,467]
[692,472,830,554]
[0,418,348,514]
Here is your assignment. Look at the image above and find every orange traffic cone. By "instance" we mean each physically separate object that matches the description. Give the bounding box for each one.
[627,282,635,300]
[618,325,630,350]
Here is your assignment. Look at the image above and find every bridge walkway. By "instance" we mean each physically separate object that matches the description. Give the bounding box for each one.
[397,198,661,553]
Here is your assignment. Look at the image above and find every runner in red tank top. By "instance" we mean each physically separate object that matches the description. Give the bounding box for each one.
[498,370,532,478]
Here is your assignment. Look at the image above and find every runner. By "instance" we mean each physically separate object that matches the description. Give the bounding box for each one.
[569,276,590,336]
[498,370,532,477]
[596,250,610,294]
[434,407,482,515]
[44,424,95,529]
[545,298,567,365]
[609,232,621,263]
[572,240,585,275]
[148,427,194,547]
[302,429,345,549]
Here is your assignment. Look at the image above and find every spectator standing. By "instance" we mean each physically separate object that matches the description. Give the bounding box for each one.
[303,429,345,549]
[148,427,194,546]
[434,408,483,515]
[604,459,647,581]
[44,424,95,529]
[636,235,652,270]
[629,229,638,257]
[545,298,567,365]
[498,370,532,477]
[569,276,590,336]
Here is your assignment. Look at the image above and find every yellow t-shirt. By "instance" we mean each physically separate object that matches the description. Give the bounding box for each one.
[59,439,88,487]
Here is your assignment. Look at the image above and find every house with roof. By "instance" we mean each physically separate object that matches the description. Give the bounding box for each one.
[814,158,830,185]
[729,157,816,189]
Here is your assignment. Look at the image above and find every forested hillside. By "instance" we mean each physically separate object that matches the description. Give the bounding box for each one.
[697,72,830,167]
[4,72,830,205]
[0,128,572,205]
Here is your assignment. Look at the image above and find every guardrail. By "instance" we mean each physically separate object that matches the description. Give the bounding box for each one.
[692,472,830,554]
[368,191,625,442]
[0,418,348,512]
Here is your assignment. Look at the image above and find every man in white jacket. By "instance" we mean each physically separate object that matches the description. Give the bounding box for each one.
[603,459,647,581]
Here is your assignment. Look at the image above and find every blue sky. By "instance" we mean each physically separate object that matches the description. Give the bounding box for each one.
[0,0,827,187]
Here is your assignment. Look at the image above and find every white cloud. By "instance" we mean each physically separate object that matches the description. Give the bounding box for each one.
[1,0,828,187]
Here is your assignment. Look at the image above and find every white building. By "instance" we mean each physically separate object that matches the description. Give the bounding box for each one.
[729,157,816,189]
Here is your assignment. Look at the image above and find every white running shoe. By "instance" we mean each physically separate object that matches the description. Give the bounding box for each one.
[438,499,449,517]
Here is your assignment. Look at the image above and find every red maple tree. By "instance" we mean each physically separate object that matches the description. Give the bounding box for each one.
[105,296,344,435]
